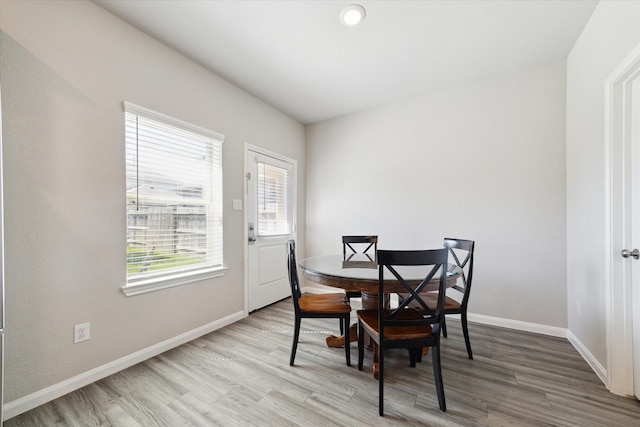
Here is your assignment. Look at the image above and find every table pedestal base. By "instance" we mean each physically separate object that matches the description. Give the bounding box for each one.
[326,324,358,348]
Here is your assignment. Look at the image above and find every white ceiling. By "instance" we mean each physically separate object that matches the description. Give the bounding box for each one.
[94,0,598,124]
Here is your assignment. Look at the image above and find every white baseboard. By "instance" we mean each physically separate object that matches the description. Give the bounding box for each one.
[466,313,567,338]
[459,314,608,388]
[305,285,569,338]
[566,329,607,386]
[3,310,246,421]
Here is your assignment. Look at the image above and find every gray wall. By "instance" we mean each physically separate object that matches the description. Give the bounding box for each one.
[566,1,640,372]
[0,0,305,403]
[306,59,567,328]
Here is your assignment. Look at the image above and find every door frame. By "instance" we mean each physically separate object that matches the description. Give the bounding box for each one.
[243,143,297,314]
[605,41,640,397]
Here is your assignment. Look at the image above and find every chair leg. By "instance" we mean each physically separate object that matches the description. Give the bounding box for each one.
[431,343,446,412]
[441,314,448,338]
[290,317,301,366]
[357,322,365,371]
[378,345,384,416]
[340,317,344,335]
[461,309,473,359]
[343,316,351,366]
[408,348,417,367]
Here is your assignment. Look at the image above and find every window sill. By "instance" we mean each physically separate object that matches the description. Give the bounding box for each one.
[121,266,227,296]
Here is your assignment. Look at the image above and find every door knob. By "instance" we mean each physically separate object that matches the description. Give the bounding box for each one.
[621,249,640,259]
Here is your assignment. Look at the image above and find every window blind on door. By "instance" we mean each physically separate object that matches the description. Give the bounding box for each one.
[257,161,290,236]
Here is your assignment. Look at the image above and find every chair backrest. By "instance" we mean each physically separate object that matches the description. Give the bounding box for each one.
[342,235,378,261]
[287,240,302,311]
[377,248,448,335]
[443,238,475,306]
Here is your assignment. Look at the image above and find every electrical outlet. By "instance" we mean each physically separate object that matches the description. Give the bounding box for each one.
[74,322,90,344]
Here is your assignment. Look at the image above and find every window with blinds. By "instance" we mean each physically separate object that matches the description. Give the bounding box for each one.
[257,161,291,236]
[124,102,224,294]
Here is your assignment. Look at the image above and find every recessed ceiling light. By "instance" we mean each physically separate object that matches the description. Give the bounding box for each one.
[340,4,366,26]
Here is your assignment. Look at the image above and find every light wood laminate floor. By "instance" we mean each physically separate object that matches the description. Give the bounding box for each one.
[6,298,640,426]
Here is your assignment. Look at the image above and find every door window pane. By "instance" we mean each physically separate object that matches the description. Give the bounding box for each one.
[257,162,290,236]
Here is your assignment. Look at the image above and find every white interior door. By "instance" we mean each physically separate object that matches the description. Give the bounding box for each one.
[632,77,640,400]
[607,42,640,398]
[246,147,296,312]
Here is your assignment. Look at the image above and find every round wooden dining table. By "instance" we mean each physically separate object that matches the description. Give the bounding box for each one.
[299,253,461,295]
[299,253,461,345]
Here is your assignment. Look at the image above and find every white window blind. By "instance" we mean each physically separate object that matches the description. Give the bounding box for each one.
[257,161,291,236]
[124,102,224,292]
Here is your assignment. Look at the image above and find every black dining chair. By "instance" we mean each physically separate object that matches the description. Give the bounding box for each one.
[422,238,475,359]
[342,235,378,301]
[357,248,448,415]
[287,240,352,366]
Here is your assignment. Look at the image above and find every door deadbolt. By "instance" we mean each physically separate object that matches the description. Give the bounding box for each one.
[248,223,256,243]
[621,249,640,259]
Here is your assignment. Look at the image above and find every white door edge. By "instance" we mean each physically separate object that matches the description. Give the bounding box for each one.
[604,40,640,397]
